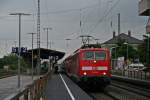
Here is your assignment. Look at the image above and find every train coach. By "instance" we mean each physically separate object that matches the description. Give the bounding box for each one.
[64,45,111,87]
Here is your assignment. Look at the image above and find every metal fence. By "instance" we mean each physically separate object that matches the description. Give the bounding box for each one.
[112,70,150,81]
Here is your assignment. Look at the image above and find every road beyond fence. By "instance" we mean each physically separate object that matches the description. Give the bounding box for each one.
[0,74,49,100]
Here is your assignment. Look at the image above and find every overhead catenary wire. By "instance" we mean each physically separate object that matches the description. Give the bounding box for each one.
[40,3,99,15]
[66,5,102,39]
[88,0,121,34]
[69,0,120,39]
[0,3,100,27]
[2,0,145,49]
[69,0,120,41]
[0,3,99,20]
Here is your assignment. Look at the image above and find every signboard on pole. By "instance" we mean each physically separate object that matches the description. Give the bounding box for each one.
[12,47,27,54]
[116,57,124,70]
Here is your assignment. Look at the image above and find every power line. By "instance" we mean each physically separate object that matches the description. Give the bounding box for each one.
[68,0,121,39]
[88,0,121,34]
[34,3,99,15]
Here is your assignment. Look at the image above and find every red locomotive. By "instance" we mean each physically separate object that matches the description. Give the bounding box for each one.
[64,45,111,87]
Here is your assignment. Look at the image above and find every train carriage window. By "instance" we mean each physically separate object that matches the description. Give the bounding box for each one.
[84,51,94,59]
[95,51,106,60]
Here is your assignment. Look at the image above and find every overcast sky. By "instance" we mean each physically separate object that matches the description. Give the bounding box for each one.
[0,0,148,57]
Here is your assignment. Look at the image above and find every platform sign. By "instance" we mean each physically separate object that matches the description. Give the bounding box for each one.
[21,47,27,53]
[12,47,18,53]
[116,57,124,70]
[12,47,27,54]
[55,56,59,60]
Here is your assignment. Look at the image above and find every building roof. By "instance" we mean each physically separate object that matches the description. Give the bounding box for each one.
[102,33,143,44]
[22,48,65,60]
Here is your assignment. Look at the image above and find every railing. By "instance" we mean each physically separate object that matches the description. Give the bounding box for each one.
[5,72,50,100]
[112,70,150,81]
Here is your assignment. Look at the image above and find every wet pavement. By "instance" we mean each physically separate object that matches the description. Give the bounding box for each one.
[0,75,37,100]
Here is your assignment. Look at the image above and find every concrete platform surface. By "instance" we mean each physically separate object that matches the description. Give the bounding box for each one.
[44,74,92,100]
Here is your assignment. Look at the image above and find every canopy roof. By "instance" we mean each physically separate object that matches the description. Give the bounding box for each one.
[22,48,65,60]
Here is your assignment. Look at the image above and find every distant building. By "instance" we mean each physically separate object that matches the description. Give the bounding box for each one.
[102,31,143,70]
[101,31,143,50]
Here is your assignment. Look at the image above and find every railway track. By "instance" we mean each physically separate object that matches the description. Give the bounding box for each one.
[81,84,119,100]
[110,80,150,99]
[86,81,150,100]
[89,90,119,100]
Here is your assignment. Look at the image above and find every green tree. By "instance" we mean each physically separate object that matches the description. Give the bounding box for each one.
[0,54,30,70]
[112,39,138,61]
[3,54,18,70]
[138,35,150,67]
[0,58,5,69]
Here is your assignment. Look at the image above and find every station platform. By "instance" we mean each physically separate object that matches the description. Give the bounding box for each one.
[44,74,92,100]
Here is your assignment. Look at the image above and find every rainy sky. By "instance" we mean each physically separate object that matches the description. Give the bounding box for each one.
[0,0,148,57]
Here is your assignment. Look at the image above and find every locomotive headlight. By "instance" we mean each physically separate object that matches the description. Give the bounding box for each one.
[93,60,96,63]
[83,72,87,75]
[103,72,106,75]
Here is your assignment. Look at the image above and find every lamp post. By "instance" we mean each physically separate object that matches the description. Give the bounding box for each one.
[124,42,128,62]
[110,47,116,58]
[10,13,31,88]
[147,34,150,67]
[110,47,116,70]
[110,46,118,70]
[124,42,128,76]
[27,33,36,80]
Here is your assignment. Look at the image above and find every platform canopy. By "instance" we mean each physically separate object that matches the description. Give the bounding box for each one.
[22,48,65,60]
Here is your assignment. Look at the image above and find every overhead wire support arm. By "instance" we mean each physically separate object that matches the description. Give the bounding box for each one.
[9,12,31,89]
[79,35,93,45]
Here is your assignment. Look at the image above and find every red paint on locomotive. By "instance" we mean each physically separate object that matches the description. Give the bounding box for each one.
[64,47,111,85]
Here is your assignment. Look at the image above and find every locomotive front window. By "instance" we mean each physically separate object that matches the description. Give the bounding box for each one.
[95,51,106,60]
[84,51,94,59]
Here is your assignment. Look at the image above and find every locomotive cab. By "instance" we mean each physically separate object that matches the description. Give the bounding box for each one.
[79,48,111,85]
[64,45,111,87]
